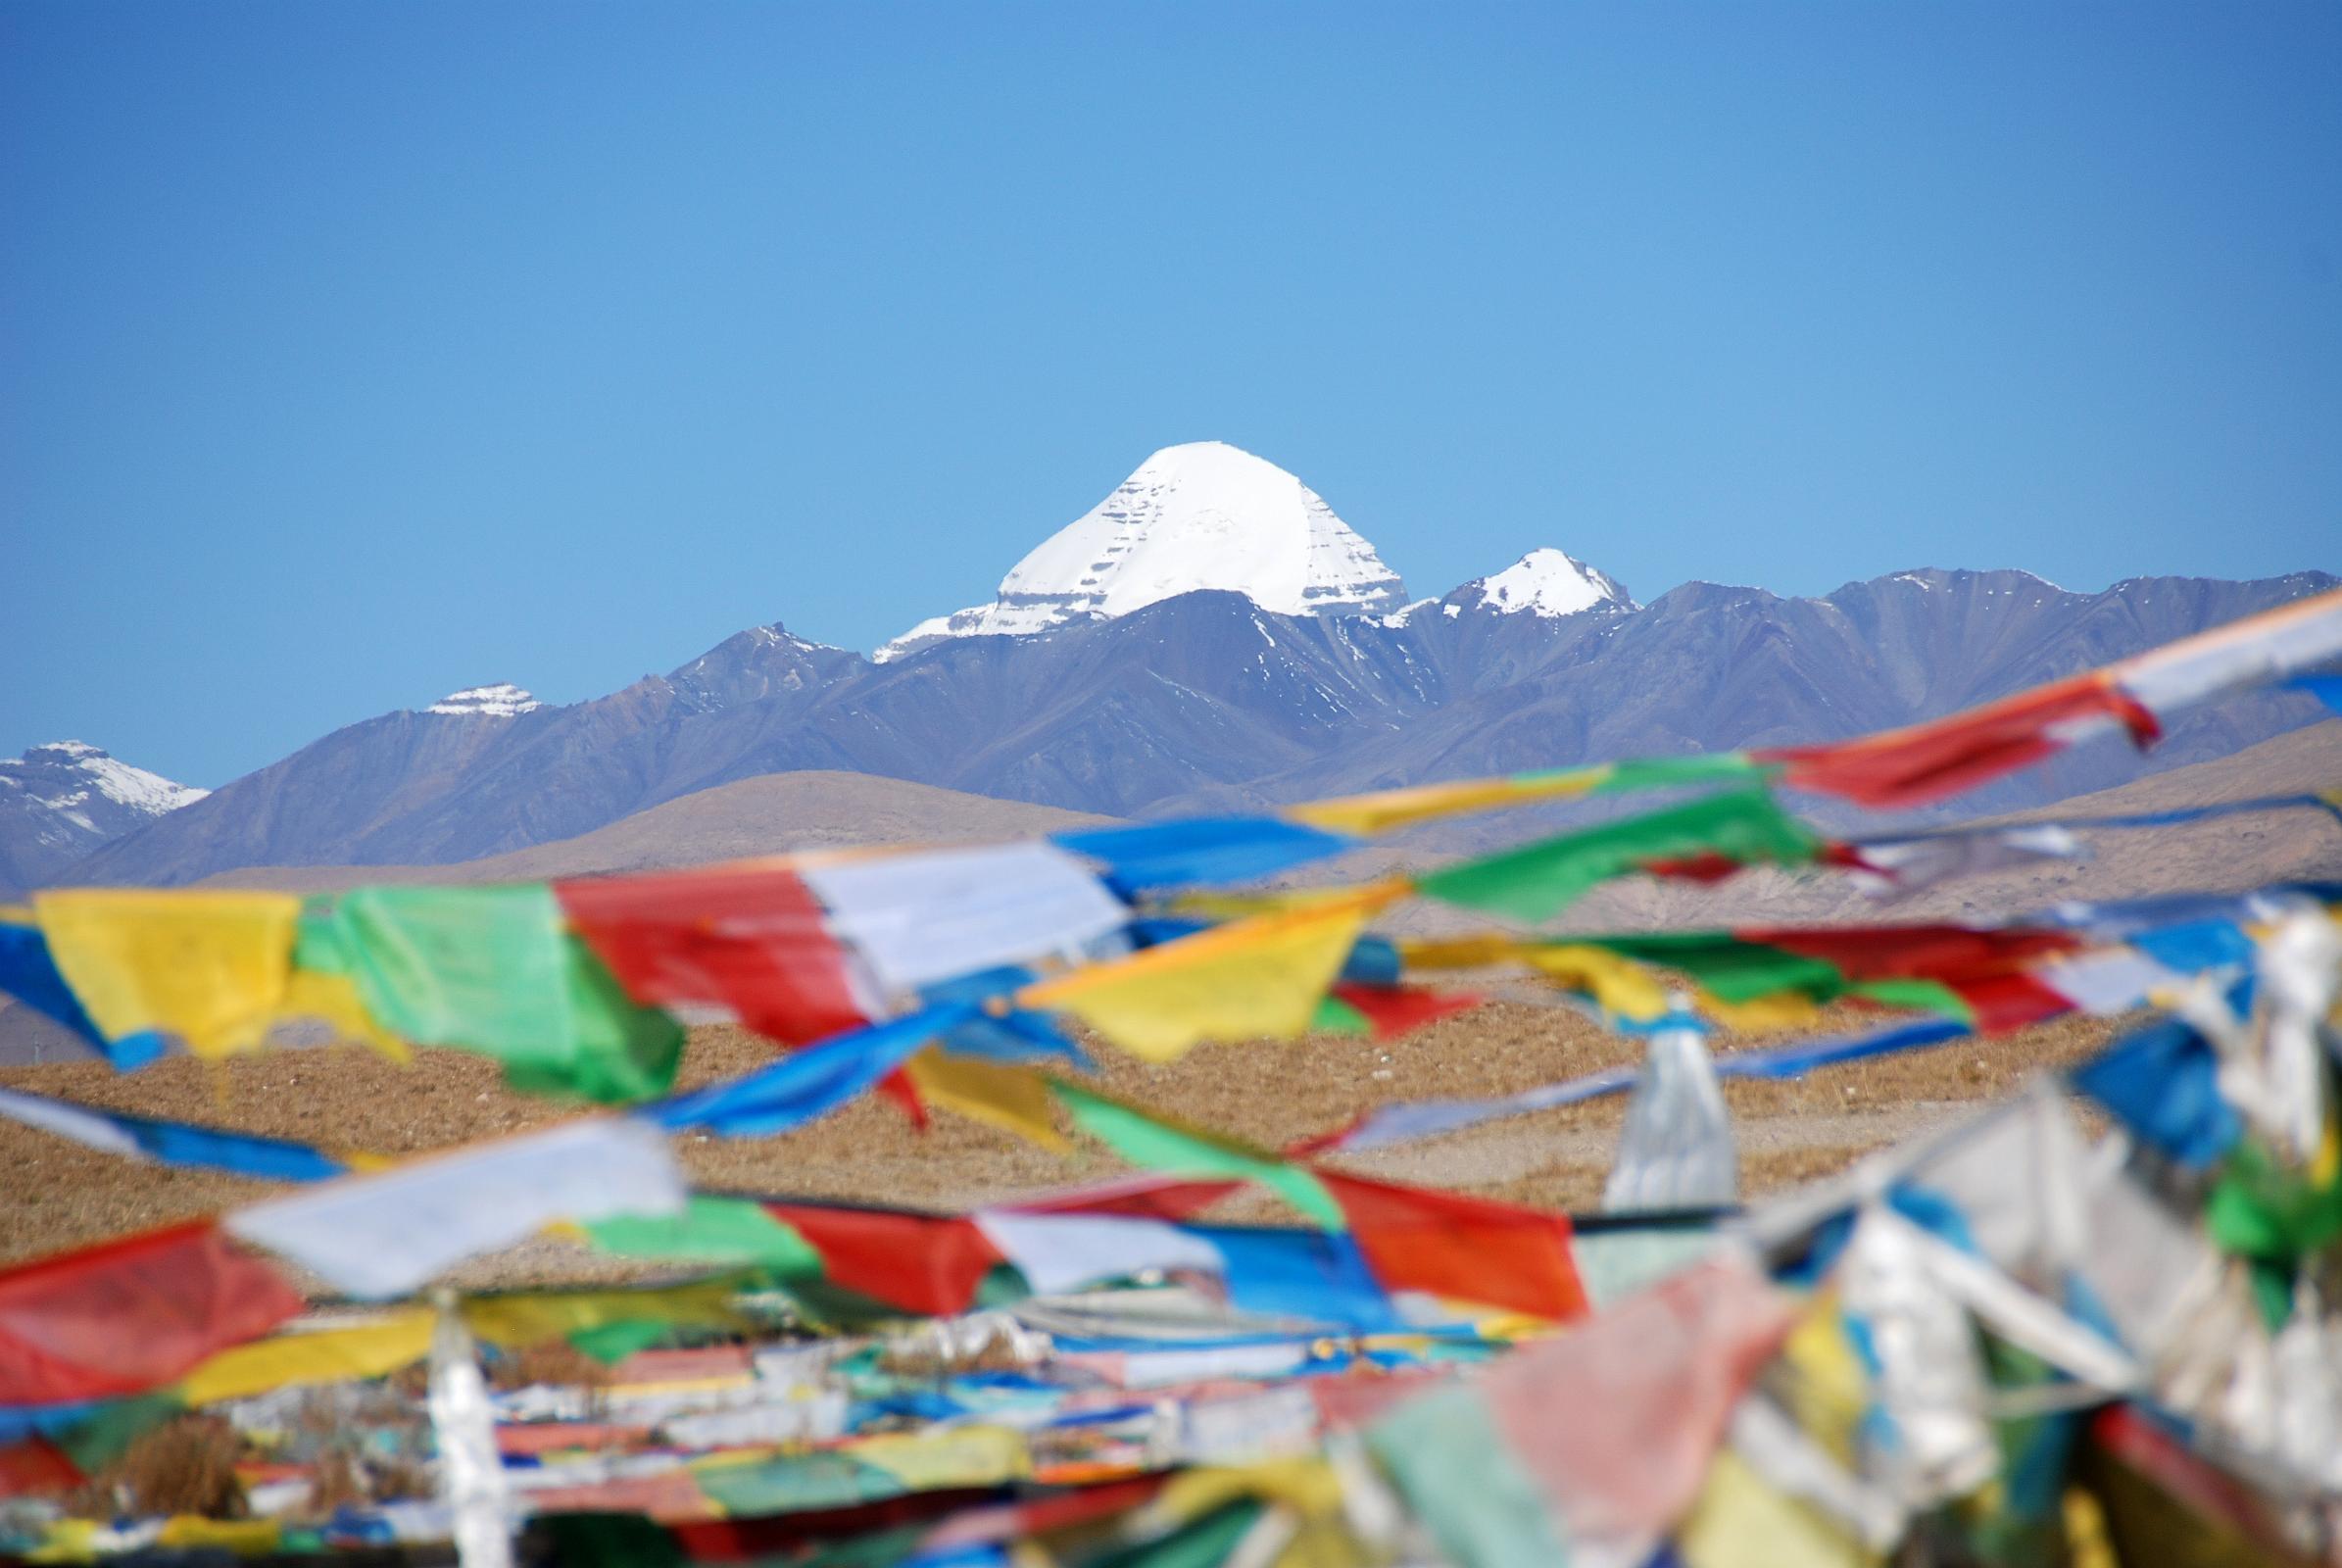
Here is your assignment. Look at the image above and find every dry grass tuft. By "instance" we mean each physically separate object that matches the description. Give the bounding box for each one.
[491,1340,613,1394]
[73,1414,246,1520]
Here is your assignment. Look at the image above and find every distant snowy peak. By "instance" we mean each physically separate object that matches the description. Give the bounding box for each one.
[0,739,208,879]
[877,441,1408,662]
[425,683,543,717]
[5,741,210,818]
[1452,549,1635,618]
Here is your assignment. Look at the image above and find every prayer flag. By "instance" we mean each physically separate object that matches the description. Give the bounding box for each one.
[227,1117,687,1298]
[35,890,301,1059]
[0,1223,304,1405]
[325,885,683,1102]
[1022,893,1388,1061]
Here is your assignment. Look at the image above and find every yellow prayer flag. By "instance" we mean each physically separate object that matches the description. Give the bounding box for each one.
[1168,884,1386,923]
[178,1309,436,1406]
[839,1426,1031,1491]
[275,968,410,1061]
[1697,987,1825,1032]
[463,1280,746,1348]
[1288,770,1604,837]
[35,890,301,1058]
[1523,944,1672,1021]
[1396,934,1528,970]
[1770,1293,1869,1467]
[155,1518,283,1556]
[1021,889,1396,1062]
[1677,1447,1878,1568]
[904,1049,1068,1151]
[1157,1457,1346,1524]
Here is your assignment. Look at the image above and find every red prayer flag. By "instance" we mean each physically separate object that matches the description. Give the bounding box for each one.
[1329,984,1484,1040]
[1004,1175,1242,1222]
[1322,1173,1588,1321]
[1744,924,2083,982]
[761,1203,1004,1316]
[558,867,870,1048]
[0,1437,81,1500]
[1760,672,2159,808]
[0,1221,305,1405]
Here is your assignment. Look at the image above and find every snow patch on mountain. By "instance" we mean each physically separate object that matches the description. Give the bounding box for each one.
[1,741,210,893]
[1454,549,1635,617]
[3,741,210,822]
[876,442,1408,662]
[426,683,542,717]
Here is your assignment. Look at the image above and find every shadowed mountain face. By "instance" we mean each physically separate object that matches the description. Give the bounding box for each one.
[63,564,2337,888]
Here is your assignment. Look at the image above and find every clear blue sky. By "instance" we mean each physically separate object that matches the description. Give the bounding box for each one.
[4,2,2337,786]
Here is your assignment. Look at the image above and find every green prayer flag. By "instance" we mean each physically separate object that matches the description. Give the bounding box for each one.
[585,1196,824,1276]
[2207,1133,2342,1329]
[1592,752,1771,794]
[1851,977,1976,1023]
[1091,1500,1266,1568]
[1590,931,1844,1002]
[1051,1079,1345,1230]
[326,884,682,1102]
[1366,1383,1573,1568]
[1420,789,1822,922]
[1311,995,1371,1035]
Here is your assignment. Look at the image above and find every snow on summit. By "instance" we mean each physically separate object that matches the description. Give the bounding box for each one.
[1457,549,1636,617]
[425,683,543,717]
[2,741,209,820]
[877,441,1409,661]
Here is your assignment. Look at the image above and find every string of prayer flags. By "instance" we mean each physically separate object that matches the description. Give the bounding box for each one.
[33,890,301,1060]
[1585,923,2090,1031]
[1763,671,2161,810]
[0,1087,348,1184]
[320,885,684,1102]
[1418,789,1824,923]
[1291,754,1776,838]
[0,1222,305,1406]
[1020,889,1394,1061]
[225,1117,688,1298]
[1758,589,2342,808]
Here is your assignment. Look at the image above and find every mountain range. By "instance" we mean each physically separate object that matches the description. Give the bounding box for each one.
[6,440,2333,894]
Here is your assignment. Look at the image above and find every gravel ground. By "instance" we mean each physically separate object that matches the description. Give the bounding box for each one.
[0,1001,2120,1283]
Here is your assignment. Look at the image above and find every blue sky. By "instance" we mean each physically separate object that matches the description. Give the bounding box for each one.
[4,3,2337,786]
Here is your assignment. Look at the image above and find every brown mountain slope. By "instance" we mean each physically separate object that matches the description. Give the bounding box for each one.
[195,770,1119,894]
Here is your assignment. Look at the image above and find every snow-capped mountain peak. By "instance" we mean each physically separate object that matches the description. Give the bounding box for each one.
[1455,549,1635,618]
[5,741,210,819]
[1,740,210,895]
[876,441,1408,662]
[425,683,543,717]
